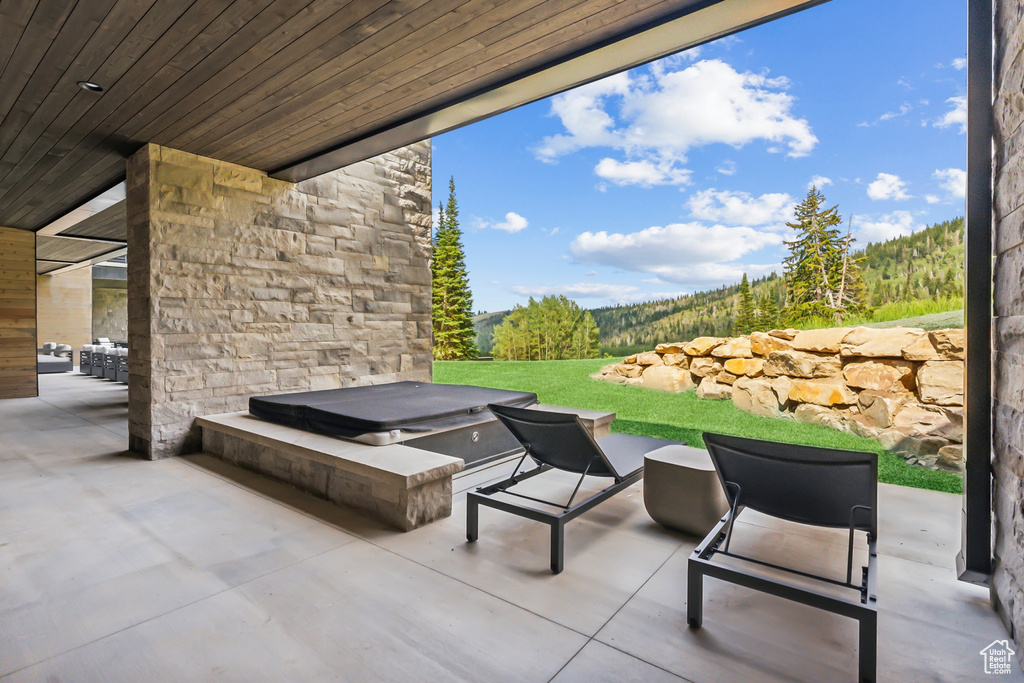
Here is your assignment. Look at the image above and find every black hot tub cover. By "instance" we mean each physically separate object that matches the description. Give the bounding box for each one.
[249,381,538,438]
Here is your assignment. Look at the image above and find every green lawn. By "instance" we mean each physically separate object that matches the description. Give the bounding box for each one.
[434,358,962,494]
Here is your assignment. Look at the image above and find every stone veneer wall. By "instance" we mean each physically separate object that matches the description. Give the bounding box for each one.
[993,0,1024,650]
[126,143,432,459]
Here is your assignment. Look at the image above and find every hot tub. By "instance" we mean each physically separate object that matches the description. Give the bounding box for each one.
[249,382,538,467]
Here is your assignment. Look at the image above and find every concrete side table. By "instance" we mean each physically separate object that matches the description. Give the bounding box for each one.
[643,445,729,537]
[526,404,615,439]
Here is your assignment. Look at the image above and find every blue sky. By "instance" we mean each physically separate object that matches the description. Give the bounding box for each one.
[432,0,967,314]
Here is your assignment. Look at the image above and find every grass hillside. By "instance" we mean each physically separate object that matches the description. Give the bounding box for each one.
[434,358,961,494]
[591,217,964,355]
[472,311,509,355]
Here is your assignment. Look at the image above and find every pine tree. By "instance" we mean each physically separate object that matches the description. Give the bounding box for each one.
[431,177,477,360]
[734,273,755,335]
[762,294,781,330]
[782,188,869,322]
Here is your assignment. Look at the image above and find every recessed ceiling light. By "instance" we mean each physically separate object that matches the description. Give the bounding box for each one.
[77,81,104,93]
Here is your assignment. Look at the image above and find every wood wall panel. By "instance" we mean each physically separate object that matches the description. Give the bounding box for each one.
[37,267,92,351]
[0,226,37,398]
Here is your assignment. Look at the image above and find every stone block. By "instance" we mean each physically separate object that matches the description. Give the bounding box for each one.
[843,359,914,392]
[723,357,764,377]
[635,351,663,366]
[763,349,841,378]
[711,337,753,358]
[788,379,857,406]
[749,331,793,356]
[714,371,739,385]
[661,353,689,368]
[791,327,852,353]
[688,356,723,378]
[840,326,925,357]
[683,337,726,356]
[655,342,686,354]
[732,377,782,417]
[641,364,694,393]
[916,360,964,405]
[696,377,732,400]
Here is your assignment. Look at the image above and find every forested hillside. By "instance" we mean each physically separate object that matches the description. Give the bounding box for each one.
[473,218,964,357]
[592,217,964,355]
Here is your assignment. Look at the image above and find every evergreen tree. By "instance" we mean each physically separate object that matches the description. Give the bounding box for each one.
[491,296,600,360]
[733,273,755,334]
[762,294,781,330]
[781,188,869,322]
[431,177,477,360]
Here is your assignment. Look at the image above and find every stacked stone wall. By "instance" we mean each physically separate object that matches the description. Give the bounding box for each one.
[126,143,432,459]
[594,326,965,472]
[993,0,1024,652]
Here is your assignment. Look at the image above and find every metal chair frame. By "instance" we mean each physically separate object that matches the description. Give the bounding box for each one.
[687,433,878,683]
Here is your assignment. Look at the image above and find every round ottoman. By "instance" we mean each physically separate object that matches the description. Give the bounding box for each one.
[643,445,729,536]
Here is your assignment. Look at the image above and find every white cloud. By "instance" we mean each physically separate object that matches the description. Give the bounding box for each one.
[686,189,795,226]
[934,167,966,200]
[570,222,783,285]
[854,211,926,243]
[492,212,528,233]
[535,59,817,184]
[934,95,967,133]
[867,173,911,201]
[925,194,941,204]
[508,282,639,302]
[475,212,529,233]
[716,160,737,176]
[594,158,691,187]
[879,103,912,121]
[808,175,832,190]
[952,57,967,70]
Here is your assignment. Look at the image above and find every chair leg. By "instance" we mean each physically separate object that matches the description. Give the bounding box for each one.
[858,609,876,682]
[467,496,479,543]
[687,559,704,628]
[550,521,564,574]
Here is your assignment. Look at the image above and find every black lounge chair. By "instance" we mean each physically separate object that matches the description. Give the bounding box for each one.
[467,403,683,574]
[688,433,878,683]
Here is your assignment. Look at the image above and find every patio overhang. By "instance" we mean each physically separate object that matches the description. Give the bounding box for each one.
[0,0,826,242]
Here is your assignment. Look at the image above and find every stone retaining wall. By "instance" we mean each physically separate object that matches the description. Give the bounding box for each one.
[594,326,965,473]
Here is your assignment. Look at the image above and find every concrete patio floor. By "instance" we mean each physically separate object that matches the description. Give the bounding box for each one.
[1,372,1017,682]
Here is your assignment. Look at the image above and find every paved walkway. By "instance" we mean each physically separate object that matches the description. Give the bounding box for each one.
[0,372,1017,681]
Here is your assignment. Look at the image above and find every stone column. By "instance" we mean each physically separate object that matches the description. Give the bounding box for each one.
[126,143,432,459]
[993,0,1024,653]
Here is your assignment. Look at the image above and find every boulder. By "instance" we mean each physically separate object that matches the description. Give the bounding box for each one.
[635,351,663,367]
[596,372,627,384]
[763,349,842,378]
[625,354,637,364]
[840,327,925,357]
[696,377,733,400]
[858,390,910,429]
[769,328,799,340]
[845,415,882,439]
[771,376,794,406]
[878,430,948,457]
[793,404,848,431]
[902,334,943,361]
[892,402,956,437]
[655,342,686,354]
[750,331,793,356]
[916,360,964,406]
[842,359,914,392]
[689,356,723,378]
[791,327,853,353]
[715,371,739,385]
[641,364,694,393]
[614,363,643,379]
[930,329,965,360]
[788,379,858,406]
[661,353,690,369]
[684,337,727,356]
[724,357,764,377]
[623,377,642,387]
[711,337,753,358]
[937,444,965,473]
[732,377,783,417]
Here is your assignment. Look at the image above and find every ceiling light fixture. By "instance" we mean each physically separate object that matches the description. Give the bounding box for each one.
[77,81,104,93]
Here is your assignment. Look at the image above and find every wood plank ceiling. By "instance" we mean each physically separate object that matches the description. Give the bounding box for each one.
[0,0,823,236]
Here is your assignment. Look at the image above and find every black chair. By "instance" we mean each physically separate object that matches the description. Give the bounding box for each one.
[467,404,683,574]
[688,433,878,683]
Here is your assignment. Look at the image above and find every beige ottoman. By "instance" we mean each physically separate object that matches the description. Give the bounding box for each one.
[643,445,729,536]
